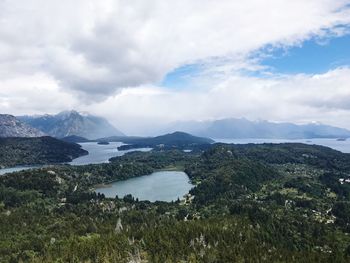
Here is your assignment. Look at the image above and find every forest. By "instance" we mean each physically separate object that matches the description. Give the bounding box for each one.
[0,137,87,168]
[0,143,350,262]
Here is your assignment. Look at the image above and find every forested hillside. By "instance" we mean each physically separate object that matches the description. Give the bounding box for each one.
[116,131,214,151]
[0,143,350,262]
[0,137,88,168]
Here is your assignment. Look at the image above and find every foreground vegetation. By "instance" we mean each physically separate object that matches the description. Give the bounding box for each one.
[1,143,350,262]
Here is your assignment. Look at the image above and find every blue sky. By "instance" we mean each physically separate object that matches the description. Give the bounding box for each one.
[261,33,350,74]
[162,32,350,88]
[161,64,202,89]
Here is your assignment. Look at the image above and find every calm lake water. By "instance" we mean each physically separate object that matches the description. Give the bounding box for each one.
[215,138,350,153]
[0,142,152,175]
[0,165,43,176]
[69,142,152,165]
[95,171,194,202]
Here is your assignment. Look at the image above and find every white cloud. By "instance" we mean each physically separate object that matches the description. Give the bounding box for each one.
[0,73,78,115]
[87,67,350,135]
[0,0,350,97]
[1,1,350,134]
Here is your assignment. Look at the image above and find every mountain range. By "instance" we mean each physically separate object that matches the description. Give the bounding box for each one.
[2,112,350,140]
[18,110,124,139]
[165,118,350,139]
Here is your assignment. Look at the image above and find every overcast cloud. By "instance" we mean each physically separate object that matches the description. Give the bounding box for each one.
[0,0,350,134]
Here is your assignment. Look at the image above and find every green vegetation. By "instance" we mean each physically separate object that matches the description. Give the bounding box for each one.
[115,131,214,151]
[61,135,90,143]
[1,143,350,262]
[0,137,88,168]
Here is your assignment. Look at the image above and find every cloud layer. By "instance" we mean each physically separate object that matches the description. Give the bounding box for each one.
[87,67,350,135]
[0,0,350,134]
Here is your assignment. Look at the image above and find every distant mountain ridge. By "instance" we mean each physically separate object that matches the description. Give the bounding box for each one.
[18,110,124,140]
[0,114,45,138]
[166,118,350,139]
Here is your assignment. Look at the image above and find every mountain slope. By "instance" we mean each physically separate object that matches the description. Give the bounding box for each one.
[0,114,45,138]
[167,118,350,139]
[0,136,88,168]
[18,111,124,139]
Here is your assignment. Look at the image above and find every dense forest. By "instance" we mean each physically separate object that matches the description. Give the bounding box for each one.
[0,137,88,168]
[111,131,214,151]
[1,143,350,262]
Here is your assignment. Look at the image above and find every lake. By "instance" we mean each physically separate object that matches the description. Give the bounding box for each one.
[69,142,152,165]
[0,165,43,176]
[95,171,194,202]
[0,142,152,175]
[215,138,350,153]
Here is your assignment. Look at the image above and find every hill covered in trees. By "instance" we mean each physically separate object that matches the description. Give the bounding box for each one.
[0,143,350,262]
[0,137,88,168]
[60,135,90,143]
[115,131,214,150]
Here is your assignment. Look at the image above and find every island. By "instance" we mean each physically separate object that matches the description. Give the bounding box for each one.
[112,131,214,151]
[337,138,347,141]
[97,141,110,145]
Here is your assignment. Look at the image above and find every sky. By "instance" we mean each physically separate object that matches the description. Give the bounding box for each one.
[0,0,350,135]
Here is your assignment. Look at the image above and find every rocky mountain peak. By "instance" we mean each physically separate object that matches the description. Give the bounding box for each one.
[0,114,45,137]
[18,110,125,139]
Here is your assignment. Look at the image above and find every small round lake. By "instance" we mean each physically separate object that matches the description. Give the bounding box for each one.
[95,171,194,202]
